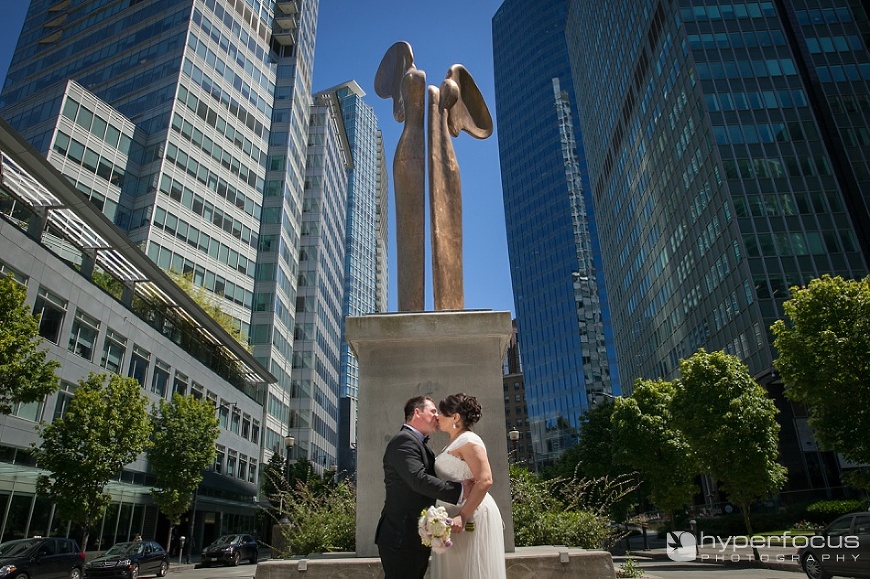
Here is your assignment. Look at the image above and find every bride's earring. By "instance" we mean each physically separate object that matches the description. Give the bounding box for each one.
[453,423,458,430]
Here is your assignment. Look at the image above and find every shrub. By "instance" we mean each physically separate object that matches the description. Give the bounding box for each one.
[272,478,356,556]
[805,500,869,525]
[511,464,635,549]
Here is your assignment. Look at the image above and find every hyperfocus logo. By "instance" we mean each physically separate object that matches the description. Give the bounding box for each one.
[666,531,862,563]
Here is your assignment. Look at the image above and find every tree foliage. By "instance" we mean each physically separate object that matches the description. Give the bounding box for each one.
[147,393,219,538]
[261,451,287,507]
[0,273,59,414]
[772,275,870,488]
[611,379,698,523]
[671,350,787,536]
[168,271,248,350]
[510,465,636,549]
[34,373,151,549]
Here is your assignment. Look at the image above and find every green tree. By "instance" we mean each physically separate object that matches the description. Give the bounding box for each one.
[671,350,787,538]
[0,273,59,414]
[611,379,698,527]
[34,373,151,549]
[772,275,870,490]
[147,394,219,550]
[261,451,288,507]
[549,402,619,480]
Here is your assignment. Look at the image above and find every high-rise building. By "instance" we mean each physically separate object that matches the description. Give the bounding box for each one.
[566,0,870,497]
[0,0,330,473]
[287,90,351,473]
[492,0,619,466]
[0,118,271,547]
[313,81,388,475]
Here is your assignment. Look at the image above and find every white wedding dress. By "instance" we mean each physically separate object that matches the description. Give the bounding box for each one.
[432,431,506,579]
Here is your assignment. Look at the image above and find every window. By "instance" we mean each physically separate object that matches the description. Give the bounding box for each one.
[53,381,77,420]
[242,414,251,439]
[173,372,188,396]
[219,403,229,428]
[68,309,99,361]
[12,398,43,422]
[248,459,257,483]
[214,445,225,474]
[100,329,126,373]
[226,450,237,478]
[151,360,170,398]
[251,420,261,444]
[191,382,204,400]
[128,345,150,386]
[231,410,241,434]
[33,287,66,344]
[238,454,247,479]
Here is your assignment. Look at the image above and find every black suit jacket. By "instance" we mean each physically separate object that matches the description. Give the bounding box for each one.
[375,427,462,550]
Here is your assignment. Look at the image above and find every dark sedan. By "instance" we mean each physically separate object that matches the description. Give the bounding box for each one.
[200,534,258,567]
[798,511,870,579]
[83,542,168,579]
[0,537,85,579]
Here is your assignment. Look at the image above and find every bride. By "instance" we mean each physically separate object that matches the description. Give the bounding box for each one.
[433,393,506,578]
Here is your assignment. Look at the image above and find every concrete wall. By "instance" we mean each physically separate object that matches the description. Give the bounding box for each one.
[346,311,514,557]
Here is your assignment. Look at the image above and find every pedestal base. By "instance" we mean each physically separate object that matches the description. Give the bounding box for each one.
[346,310,514,557]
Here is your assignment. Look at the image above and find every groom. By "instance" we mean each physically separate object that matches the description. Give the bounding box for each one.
[376,395,469,579]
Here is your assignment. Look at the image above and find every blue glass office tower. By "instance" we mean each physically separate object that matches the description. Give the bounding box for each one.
[566,0,870,496]
[1,0,329,469]
[493,0,619,465]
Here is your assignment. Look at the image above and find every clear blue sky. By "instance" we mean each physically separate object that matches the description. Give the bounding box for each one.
[0,0,515,315]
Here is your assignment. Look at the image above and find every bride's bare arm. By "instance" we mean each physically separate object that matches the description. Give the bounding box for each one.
[451,442,492,532]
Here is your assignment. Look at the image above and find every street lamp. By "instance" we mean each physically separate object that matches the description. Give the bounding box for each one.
[508,428,520,463]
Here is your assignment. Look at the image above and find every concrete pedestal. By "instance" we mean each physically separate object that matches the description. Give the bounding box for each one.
[254,548,616,578]
[346,310,514,558]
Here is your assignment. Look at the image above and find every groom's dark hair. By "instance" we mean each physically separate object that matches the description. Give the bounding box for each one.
[404,395,433,422]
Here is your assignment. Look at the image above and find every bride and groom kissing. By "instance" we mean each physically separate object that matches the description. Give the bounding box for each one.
[375,394,507,579]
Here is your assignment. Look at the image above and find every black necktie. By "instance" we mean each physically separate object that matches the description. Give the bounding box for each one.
[423,436,430,444]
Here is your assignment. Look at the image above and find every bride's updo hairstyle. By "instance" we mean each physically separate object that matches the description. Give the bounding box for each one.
[439,393,482,428]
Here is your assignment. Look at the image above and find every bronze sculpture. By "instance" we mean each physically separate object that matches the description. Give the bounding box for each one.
[376,43,492,311]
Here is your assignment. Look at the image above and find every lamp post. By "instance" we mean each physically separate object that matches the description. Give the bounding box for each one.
[508,427,520,464]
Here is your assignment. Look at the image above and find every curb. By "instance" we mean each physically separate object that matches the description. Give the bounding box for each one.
[626,549,802,573]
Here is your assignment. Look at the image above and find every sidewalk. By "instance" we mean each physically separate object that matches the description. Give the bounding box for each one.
[166,548,272,573]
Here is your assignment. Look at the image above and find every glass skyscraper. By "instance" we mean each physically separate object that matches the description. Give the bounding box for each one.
[492,0,619,466]
[566,0,870,495]
[314,81,388,475]
[288,90,350,472]
[0,0,328,468]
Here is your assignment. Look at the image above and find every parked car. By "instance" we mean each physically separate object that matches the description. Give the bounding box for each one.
[200,534,257,566]
[0,537,85,579]
[83,541,168,579]
[798,511,870,579]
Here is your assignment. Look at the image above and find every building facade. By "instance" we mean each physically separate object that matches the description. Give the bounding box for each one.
[566,0,870,498]
[287,90,351,472]
[0,119,272,547]
[0,0,337,472]
[492,0,619,467]
[314,81,388,476]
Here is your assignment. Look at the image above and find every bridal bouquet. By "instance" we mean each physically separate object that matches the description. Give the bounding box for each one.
[418,506,453,552]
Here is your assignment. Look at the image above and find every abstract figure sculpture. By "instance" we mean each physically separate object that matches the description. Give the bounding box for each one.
[376,42,493,311]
